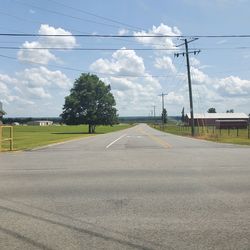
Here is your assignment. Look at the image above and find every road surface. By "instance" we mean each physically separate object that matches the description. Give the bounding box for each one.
[0,124,250,249]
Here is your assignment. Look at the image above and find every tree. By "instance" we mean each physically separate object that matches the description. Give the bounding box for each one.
[226,109,234,113]
[162,108,167,124]
[207,107,216,113]
[61,73,118,133]
[0,101,6,124]
[181,107,185,122]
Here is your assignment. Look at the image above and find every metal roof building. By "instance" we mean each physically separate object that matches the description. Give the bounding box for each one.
[185,113,249,127]
[186,113,249,119]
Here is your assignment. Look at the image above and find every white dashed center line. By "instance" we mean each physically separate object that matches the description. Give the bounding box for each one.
[106,134,127,149]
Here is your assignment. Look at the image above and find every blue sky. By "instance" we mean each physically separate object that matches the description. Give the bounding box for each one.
[0,0,250,117]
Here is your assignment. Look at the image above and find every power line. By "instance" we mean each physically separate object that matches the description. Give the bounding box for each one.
[0,10,42,26]
[0,46,182,51]
[2,45,250,52]
[13,0,131,31]
[0,53,183,78]
[48,0,143,31]
[2,44,250,51]
[190,46,250,50]
[1,33,250,38]
[0,10,154,48]
[0,10,90,35]
[3,1,171,47]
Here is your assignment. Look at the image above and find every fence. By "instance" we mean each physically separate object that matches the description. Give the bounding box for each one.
[0,126,13,151]
[178,124,250,139]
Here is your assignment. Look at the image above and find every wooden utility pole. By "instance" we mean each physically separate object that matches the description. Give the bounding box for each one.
[158,93,167,125]
[175,38,200,136]
[185,39,195,136]
[152,105,156,118]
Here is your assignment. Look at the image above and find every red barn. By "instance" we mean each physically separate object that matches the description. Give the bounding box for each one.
[215,120,248,129]
[185,113,249,127]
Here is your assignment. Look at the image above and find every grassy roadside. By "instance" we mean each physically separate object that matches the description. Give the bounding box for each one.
[1,124,132,151]
[151,124,250,146]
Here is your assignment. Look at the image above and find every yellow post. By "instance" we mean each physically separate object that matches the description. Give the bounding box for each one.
[0,126,14,152]
[10,126,13,151]
[11,126,13,150]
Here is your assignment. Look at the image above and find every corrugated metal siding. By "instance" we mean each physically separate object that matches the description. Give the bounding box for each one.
[215,120,248,129]
[186,113,249,119]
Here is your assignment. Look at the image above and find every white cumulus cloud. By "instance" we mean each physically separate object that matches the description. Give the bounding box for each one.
[27,87,51,99]
[18,24,77,65]
[38,24,77,49]
[190,67,211,85]
[118,29,129,35]
[216,76,250,96]
[133,23,181,51]
[154,56,176,73]
[165,91,185,105]
[90,49,162,115]
[0,67,72,115]
[18,41,57,65]
[90,47,145,76]
[18,66,71,90]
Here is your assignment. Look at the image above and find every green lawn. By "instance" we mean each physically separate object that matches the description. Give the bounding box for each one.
[1,124,132,151]
[152,124,250,146]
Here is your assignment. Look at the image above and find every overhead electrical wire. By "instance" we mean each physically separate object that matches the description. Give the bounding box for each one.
[0,7,164,47]
[1,33,250,38]
[0,12,141,49]
[0,46,182,51]
[10,2,250,38]
[169,56,186,90]
[1,46,250,52]
[0,10,42,26]
[0,53,183,78]
[13,0,134,31]
[48,0,143,31]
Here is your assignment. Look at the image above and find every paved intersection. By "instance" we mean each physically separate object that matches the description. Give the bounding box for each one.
[0,124,249,249]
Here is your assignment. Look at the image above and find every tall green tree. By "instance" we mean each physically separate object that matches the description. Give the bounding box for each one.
[181,107,185,122]
[162,108,167,124]
[207,107,216,113]
[61,74,118,133]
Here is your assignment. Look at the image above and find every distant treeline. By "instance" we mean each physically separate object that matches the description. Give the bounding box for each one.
[119,116,181,123]
[3,116,181,124]
[2,117,62,124]
[119,116,161,123]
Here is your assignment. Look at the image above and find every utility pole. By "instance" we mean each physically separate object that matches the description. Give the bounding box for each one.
[152,105,156,118]
[158,93,167,126]
[175,38,201,136]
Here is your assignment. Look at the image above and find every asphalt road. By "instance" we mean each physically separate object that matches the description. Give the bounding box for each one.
[0,124,250,250]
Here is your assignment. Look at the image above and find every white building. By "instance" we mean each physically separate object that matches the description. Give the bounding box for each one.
[27,120,53,126]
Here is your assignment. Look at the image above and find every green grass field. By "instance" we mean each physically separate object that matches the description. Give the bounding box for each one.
[152,124,250,146]
[0,124,132,151]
